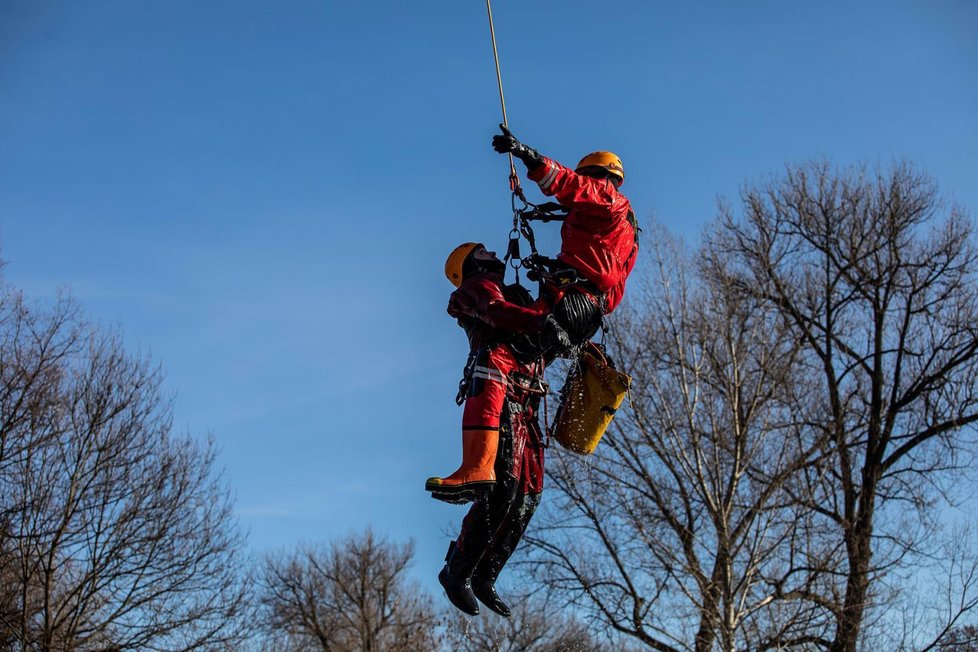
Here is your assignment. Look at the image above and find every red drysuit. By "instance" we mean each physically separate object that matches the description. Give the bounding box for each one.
[442,270,547,588]
[447,270,546,460]
[527,156,639,313]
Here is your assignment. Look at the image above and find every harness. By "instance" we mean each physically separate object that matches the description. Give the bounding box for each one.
[502,201,607,304]
[456,347,551,447]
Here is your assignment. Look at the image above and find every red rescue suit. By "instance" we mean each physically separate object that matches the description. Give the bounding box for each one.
[448,271,546,442]
[527,156,639,313]
[448,272,547,352]
[445,271,547,591]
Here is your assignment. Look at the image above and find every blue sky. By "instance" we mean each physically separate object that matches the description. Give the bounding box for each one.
[1,1,976,593]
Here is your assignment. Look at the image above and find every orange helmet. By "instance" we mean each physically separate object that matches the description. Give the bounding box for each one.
[445,242,482,287]
[575,151,624,184]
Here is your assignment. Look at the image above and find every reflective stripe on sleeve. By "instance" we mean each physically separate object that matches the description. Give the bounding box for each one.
[538,162,558,192]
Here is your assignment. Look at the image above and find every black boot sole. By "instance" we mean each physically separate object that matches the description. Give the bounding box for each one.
[424,478,495,493]
[429,491,473,505]
[427,482,495,505]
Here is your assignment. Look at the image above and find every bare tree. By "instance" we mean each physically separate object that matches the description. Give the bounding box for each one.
[443,594,611,651]
[258,529,440,651]
[710,161,978,651]
[937,624,978,651]
[0,269,252,650]
[522,226,824,651]
[521,162,978,651]
[868,521,978,652]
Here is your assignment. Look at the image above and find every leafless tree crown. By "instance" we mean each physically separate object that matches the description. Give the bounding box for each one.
[522,161,978,652]
[258,529,440,651]
[443,595,609,651]
[0,272,251,650]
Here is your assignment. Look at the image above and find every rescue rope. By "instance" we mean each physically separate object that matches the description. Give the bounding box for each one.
[485,0,530,283]
[485,0,521,199]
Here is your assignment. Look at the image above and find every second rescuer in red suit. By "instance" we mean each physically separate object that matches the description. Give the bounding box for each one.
[492,125,640,346]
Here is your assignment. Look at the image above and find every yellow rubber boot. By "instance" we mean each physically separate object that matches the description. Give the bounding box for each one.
[425,429,498,496]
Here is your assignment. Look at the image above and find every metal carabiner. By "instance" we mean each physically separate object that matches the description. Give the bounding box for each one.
[506,228,522,269]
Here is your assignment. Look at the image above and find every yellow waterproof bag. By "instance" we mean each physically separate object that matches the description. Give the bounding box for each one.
[552,342,631,455]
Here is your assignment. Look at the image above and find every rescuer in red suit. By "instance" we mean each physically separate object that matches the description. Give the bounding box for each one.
[426,242,566,500]
[492,125,640,348]
[426,243,568,617]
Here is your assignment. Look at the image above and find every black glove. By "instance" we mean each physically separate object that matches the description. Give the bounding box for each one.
[492,124,544,171]
[491,123,522,154]
[543,315,572,349]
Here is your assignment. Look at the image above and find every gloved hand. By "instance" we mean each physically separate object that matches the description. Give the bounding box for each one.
[492,124,544,170]
[492,124,522,154]
[543,315,572,349]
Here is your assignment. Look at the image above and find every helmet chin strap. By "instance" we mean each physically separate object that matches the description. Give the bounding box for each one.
[479,258,506,275]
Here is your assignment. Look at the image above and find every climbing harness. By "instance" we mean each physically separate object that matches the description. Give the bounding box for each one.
[508,360,550,447]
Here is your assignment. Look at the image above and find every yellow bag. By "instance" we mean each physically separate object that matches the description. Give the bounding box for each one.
[551,342,631,455]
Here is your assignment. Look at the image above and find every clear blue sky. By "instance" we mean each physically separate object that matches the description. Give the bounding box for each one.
[2,1,976,592]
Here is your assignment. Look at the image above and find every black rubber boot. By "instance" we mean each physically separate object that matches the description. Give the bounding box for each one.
[471,573,510,618]
[470,492,541,618]
[438,541,479,616]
